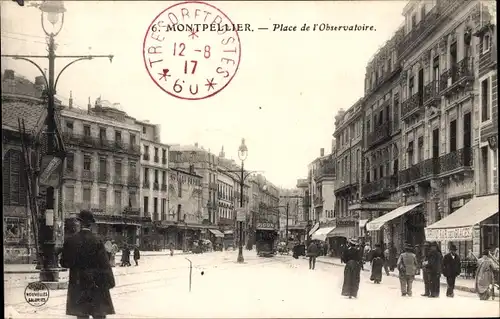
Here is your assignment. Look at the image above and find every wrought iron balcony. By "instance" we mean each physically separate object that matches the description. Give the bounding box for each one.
[128,175,140,187]
[143,153,150,161]
[143,180,150,188]
[153,182,159,190]
[82,135,95,147]
[161,184,167,191]
[129,144,140,155]
[367,121,391,148]
[114,175,126,185]
[399,158,441,186]
[81,170,95,181]
[440,58,474,97]
[401,93,422,120]
[423,80,441,107]
[362,175,397,198]
[439,147,473,175]
[97,137,111,148]
[63,169,77,180]
[62,132,80,145]
[98,172,110,183]
[313,196,323,207]
[398,7,439,58]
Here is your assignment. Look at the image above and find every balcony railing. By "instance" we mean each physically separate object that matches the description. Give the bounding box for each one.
[440,58,474,96]
[143,180,150,188]
[129,144,140,155]
[97,137,110,148]
[439,147,473,174]
[367,121,391,148]
[362,175,397,198]
[98,172,109,183]
[153,182,159,190]
[313,196,323,207]
[143,154,150,161]
[161,184,167,191]
[81,170,94,181]
[401,93,421,120]
[423,80,441,106]
[114,175,125,185]
[128,175,140,187]
[123,207,140,216]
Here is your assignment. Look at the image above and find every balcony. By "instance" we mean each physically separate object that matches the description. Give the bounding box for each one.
[129,144,140,155]
[162,157,167,165]
[161,184,167,191]
[401,93,423,121]
[97,137,111,148]
[62,132,80,145]
[314,164,335,181]
[154,156,160,163]
[81,170,94,182]
[128,175,140,187]
[81,135,95,148]
[367,121,391,149]
[440,58,474,97]
[399,158,440,186]
[423,80,441,109]
[313,196,323,208]
[143,180,150,188]
[98,172,110,183]
[362,175,397,199]
[143,153,150,161]
[439,147,473,176]
[153,182,159,190]
[114,175,126,185]
[63,169,77,180]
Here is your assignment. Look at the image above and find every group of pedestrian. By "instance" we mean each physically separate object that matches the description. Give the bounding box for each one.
[120,245,141,267]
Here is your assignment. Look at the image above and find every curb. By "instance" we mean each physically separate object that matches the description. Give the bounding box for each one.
[309,257,498,297]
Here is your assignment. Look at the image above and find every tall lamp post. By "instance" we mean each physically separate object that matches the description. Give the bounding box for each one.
[236,138,248,263]
[2,1,113,286]
[279,195,302,246]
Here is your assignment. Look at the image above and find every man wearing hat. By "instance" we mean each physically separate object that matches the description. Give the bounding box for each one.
[425,241,443,297]
[420,241,431,297]
[397,244,418,296]
[61,210,115,318]
[442,243,461,297]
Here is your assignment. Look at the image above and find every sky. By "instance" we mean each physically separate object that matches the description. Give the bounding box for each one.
[1,0,406,189]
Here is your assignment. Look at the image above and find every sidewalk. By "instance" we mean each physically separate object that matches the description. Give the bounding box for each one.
[4,250,190,274]
[310,255,498,296]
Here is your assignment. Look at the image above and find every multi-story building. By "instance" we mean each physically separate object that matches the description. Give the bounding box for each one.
[307,148,327,224]
[61,98,145,246]
[359,27,404,246]
[295,178,309,223]
[332,100,363,243]
[278,188,307,242]
[136,120,171,249]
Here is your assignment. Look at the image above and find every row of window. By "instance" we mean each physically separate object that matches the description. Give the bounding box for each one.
[66,153,138,176]
[65,186,138,210]
[143,196,168,214]
[337,120,362,148]
[143,145,167,163]
[66,120,138,146]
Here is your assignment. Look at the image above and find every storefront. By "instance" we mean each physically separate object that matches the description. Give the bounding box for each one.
[365,203,424,251]
[287,224,307,243]
[311,226,335,242]
[425,194,499,258]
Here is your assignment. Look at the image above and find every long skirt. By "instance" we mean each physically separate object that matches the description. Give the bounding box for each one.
[370,257,383,282]
[342,260,361,298]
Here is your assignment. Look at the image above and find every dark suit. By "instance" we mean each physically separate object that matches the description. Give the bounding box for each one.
[61,229,115,318]
[442,252,461,296]
[426,249,443,297]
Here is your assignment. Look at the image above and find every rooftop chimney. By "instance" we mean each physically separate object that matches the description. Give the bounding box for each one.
[320,148,325,157]
[4,69,15,80]
[34,76,45,98]
[69,91,73,109]
[219,145,225,158]
[194,142,198,148]
[3,69,16,93]
[87,97,92,113]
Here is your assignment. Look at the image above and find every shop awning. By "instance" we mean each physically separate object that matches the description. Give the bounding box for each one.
[366,203,422,231]
[359,219,369,228]
[311,227,335,241]
[224,230,234,235]
[209,229,224,238]
[327,226,355,239]
[308,222,320,236]
[425,194,499,241]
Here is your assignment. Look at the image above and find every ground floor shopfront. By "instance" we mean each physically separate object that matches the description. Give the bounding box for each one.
[151,221,222,251]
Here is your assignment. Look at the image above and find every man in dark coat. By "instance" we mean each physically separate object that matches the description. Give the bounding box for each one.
[426,241,443,297]
[133,246,141,266]
[420,241,431,297]
[307,241,319,270]
[61,210,115,319]
[442,243,461,297]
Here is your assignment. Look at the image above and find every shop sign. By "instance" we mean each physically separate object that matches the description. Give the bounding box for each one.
[425,226,473,241]
[257,222,274,229]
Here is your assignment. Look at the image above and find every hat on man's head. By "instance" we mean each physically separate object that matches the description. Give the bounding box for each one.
[404,243,413,251]
[423,241,430,246]
[449,244,457,251]
[348,238,359,246]
[430,241,439,247]
[77,210,95,224]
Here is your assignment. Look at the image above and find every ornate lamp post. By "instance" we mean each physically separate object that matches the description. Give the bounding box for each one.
[2,1,113,288]
[236,138,248,263]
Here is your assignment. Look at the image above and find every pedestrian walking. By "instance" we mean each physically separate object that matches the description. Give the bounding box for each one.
[60,210,115,319]
[110,241,118,267]
[369,244,384,284]
[383,244,390,276]
[420,241,431,297]
[426,241,443,298]
[121,245,131,267]
[169,242,175,256]
[397,244,418,297]
[442,243,461,297]
[307,241,319,270]
[104,239,113,264]
[363,243,371,262]
[475,249,499,300]
[133,246,141,266]
[341,238,363,299]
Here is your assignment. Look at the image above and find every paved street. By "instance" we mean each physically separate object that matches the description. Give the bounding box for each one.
[5,251,499,318]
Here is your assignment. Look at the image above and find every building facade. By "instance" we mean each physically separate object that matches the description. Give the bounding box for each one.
[332,100,363,242]
[295,178,309,223]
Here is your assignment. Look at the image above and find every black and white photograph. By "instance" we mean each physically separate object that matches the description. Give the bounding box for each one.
[2,0,499,318]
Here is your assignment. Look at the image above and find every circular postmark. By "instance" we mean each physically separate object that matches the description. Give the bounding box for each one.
[24,281,50,307]
[143,1,242,100]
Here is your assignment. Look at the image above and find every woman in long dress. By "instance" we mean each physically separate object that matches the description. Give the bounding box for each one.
[341,239,363,298]
[475,250,499,300]
[370,244,384,284]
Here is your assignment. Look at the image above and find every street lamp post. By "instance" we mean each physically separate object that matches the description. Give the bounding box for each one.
[278,195,302,246]
[237,138,248,263]
[2,1,113,286]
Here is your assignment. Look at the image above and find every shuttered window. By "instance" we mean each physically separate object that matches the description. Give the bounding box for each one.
[3,149,27,205]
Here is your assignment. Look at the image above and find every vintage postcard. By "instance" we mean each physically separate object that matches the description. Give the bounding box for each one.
[2,0,499,318]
